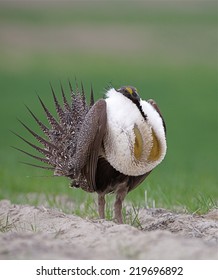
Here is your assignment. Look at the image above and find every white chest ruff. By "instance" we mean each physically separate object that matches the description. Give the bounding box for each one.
[103,89,166,176]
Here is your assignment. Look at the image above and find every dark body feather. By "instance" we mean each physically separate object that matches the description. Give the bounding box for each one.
[95,157,151,194]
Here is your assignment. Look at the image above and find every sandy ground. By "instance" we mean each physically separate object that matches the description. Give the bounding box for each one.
[0,199,217,259]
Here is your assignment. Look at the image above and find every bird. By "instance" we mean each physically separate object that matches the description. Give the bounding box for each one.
[13,82,167,223]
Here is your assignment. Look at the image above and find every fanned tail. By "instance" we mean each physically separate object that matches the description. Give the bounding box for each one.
[13,82,95,178]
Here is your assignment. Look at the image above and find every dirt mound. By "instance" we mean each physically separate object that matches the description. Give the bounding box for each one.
[0,200,217,259]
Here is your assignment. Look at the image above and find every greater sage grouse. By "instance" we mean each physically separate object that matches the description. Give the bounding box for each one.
[14,83,167,223]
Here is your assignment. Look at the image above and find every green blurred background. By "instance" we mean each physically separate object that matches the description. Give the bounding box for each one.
[0,0,217,216]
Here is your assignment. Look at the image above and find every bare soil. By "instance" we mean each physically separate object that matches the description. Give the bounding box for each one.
[0,200,217,259]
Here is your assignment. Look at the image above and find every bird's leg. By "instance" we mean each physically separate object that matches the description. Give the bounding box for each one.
[98,193,105,219]
[114,183,128,224]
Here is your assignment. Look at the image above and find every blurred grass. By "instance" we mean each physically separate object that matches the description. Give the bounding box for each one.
[0,1,217,25]
[0,0,217,216]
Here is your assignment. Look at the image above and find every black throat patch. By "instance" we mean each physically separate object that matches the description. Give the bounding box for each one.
[132,100,147,121]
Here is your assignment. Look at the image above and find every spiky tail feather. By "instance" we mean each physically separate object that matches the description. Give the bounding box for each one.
[13,82,95,181]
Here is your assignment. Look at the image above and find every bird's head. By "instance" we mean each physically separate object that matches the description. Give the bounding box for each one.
[116,86,140,104]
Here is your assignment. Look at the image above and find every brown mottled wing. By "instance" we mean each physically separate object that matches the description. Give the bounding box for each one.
[147,99,166,134]
[72,99,107,190]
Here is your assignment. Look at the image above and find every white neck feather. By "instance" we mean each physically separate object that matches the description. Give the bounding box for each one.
[103,88,167,176]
